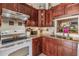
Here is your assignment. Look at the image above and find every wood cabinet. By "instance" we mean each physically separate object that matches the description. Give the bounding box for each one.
[32,37,42,56]
[51,3,79,18]
[52,3,66,18]
[65,3,79,15]
[0,16,1,26]
[17,4,33,15]
[42,37,58,56]
[1,3,38,27]
[42,37,50,55]
[45,10,52,27]
[2,3,18,12]
[42,37,77,56]
[38,9,52,27]
[57,40,64,56]
[32,10,38,26]
[26,9,38,26]
[0,4,2,15]
[32,37,77,56]
[17,4,25,14]
[63,40,78,56]
[38,9,46,27]
[25,19,37,27]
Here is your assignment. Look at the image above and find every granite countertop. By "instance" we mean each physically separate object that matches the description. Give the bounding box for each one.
[30,35,79,43]
[47,35,79,43]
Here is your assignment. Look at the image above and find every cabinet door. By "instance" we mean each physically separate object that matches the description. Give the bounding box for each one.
[17,4,25,14]
[2,3,18,11]
[42,37,47,55]
[32,38,38,56]
[0,16,1,26]
[52,39,58,56]
[38,10,46,27]
[63,40,73,56]
[37,37,42,54]
[53,4,65,17]
[63,47,73,56]
[66,3,79,15]
[57,46,64,56]
[42,37,50,55]
[32,10,38,26]
[72,42,77,56]
[57,40,64,56]
[0,4,2,15]
[32,37,42,56]
[45,10,52,27]
[48,39,55,56]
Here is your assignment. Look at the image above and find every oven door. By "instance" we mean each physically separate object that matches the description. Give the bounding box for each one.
[0,39,32,56]
[9,47,29,56]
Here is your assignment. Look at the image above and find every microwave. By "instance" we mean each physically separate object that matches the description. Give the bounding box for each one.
[31,31,37,35]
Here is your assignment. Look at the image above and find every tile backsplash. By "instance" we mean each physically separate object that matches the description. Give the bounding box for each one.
[26,27,55,36]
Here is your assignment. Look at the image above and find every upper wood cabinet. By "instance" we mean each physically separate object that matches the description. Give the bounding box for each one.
[45,10,53,27]
[0,4,2,15]
[52,3,66,18]
[0,3,38,27]
[25,9,38,27]
[38,9,46,27]
[65,3,79,15]
[51,3,79,18]
[25,19,36,26]
[0,16,1,26]
[2,3,18,12]
[17,4,25,14]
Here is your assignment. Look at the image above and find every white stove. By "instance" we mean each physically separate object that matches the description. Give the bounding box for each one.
[0,39,32,56]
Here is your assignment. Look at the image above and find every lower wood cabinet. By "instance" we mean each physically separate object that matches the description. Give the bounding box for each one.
[57,40,64,56]
[32,37,78,56]
[32,37,42,56]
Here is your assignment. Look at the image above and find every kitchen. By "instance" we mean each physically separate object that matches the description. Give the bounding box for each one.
[0,3,79,56]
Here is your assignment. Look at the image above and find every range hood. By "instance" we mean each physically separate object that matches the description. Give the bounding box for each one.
[2,8,30,21]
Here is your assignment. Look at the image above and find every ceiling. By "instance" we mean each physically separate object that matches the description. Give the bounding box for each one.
[26,3,60,9]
